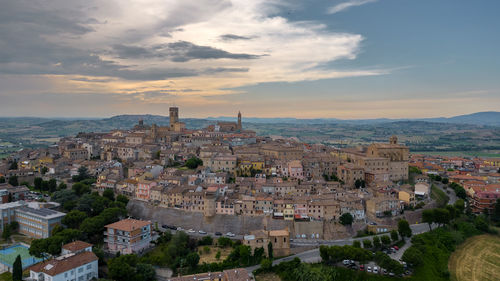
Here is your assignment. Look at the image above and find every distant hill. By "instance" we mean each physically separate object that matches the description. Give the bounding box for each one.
[422,112,500,126]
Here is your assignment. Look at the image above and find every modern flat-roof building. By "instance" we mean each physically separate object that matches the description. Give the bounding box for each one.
[104,218,152,254]
[28,241,98,281]
[15,207,66,238]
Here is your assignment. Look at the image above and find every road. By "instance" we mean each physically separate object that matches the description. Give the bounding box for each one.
[245,222,434,274]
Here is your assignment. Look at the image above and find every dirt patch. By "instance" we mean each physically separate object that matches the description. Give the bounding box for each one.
[197,246,232,264]
[256,272,281,281]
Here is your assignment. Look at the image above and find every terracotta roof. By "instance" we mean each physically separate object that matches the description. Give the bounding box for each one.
[105,218,151,231]
[269,229,289,237]
[62,241,92,253]
[30,251,98,276]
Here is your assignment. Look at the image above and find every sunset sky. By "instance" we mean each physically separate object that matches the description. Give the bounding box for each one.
[1,0,499,119]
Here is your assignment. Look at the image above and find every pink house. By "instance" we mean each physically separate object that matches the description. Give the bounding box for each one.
[136,180,157,201]
[288,160,304,180]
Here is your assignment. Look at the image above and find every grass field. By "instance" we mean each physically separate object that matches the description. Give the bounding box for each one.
[413,151,500,158]
[197,245,232,264]
[449,234,500,281]
[430,184,449,207]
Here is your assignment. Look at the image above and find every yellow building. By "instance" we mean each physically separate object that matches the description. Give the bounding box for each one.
[283,204,294,220]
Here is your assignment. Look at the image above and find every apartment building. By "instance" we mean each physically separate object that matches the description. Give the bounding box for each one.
[16,207,66,238]
[104,218,152,254]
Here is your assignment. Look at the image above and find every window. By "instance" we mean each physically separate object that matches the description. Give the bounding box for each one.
[78,267,84,273]
[86,264,92,270]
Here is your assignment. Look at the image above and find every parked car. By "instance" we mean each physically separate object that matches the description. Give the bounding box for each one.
[367,266,372,273]
[393,246,399,251]
[373,266,379,274]
[225,232,235,237]
[359,265,364,271]
[343,260,350,265]
[187,229,195,233]
[215,232,222,236]
[169,225,177,230]
[177,227,183,231]
[389,272,395,277]
[198,230,207,234]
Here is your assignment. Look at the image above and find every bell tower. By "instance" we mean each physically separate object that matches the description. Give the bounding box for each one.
[237,111,242,131]
[169,107,179,129]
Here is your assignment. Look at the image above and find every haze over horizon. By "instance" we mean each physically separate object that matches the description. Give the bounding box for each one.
[1,0,499,118]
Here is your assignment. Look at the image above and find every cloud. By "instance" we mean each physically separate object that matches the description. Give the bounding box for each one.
[0,0,388,114]
[327,0,377,14]
[219,34,254,41]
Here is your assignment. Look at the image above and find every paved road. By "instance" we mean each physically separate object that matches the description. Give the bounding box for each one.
[290,223,431,247]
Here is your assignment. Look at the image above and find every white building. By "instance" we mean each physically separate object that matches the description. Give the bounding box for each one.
[28,241,98,281]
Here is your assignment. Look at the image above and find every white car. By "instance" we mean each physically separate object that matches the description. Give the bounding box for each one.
[176,227,183,231]
[187,229,195,233]
[198,230,207,234]
[373,266,379,274]
[343,260,350,265]
[367,266,372,273]
[225,232,235,237]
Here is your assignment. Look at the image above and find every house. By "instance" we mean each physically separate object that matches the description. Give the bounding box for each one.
[104,218,152,254]
[244,228,290,257]
[28,242,98,281]
[414,182,430,198]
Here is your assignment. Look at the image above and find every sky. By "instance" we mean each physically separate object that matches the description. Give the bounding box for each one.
[0,0,499,119]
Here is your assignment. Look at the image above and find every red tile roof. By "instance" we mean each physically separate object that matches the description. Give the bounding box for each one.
[29,251,98,276]
[105,218,151,231]
[62,241,92,253]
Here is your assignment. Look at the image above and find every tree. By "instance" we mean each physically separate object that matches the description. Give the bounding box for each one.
[397,219,412,239]
[2,224,11,240]
[72,182,90,196]
[0,176,5,183]
[218,237,233,248]
[117,194,129,205]
[267,241,273,259]
[352,240,361,248]
[185,157,203,169]
[9,221,19,233]
[390,230,399,242]
[48,179,57,193]
[8,176,18,186]
[62,210,87,229]
[373,236,381,249]
[199,235,213,246]
[186,252,200,268]
[422,209,435,230]
[362,239,372,249]
[402,247,424,267]
[29,239,48,259]
[136,263,156,281]
[108,255,138,281]
[455,187,467,199]
[34,177,43,190]
[12,255,22,281]
[493,199,500,222]
[434,208,451,226]
[215,250,221,260]
[9,161,18,170]
[58,182,67,190]
[381,235,391,245]
[41,166,49,175]
[41,180,49,191]
[339,213,354,226]
[474,215,489,232]
[77,166,90,181]
[355,179,362,188]
[454,199,465,214]
[261,258,272,271]
[103,189,115,201]
[441,178,449,184]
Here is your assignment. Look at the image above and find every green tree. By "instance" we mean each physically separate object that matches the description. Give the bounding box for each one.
[58,182,67,190]
[41,180,49,191]
[373,236,381,249]
[62,210,87,229]
[434,208,451,226]
[136,263,156,281]
[422,209,435,230]
[103,188,115,201]
[117,194,129,205]
[381,235,391,245]
[29,239,48,259]
[402,246,424,266]
[199,235,213,246]
[2,224,11,240]
[493,199,500,222]
[48,178,57,193]
[261,258,273,271]
[217,237,233,248]
[441,178,449,184]
[390,230,399,242]
[108,254,138,281]
[474,215,489,232]
[352,240,361,248]
[362,239,372,249]
[186,252,200,268]
[0,176,5,183]
[8,176,18,186]
[12,255,22,281]
[339,213,354,226]
[72,182,91,196]
[267,242,273,259]
[41,166,49,175]
[185,157,203,169]
[34,177,43,190]
[215,250,221,260]
[398,219,412,239]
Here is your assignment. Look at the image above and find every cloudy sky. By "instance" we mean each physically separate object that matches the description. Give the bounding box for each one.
[0,0,499,119]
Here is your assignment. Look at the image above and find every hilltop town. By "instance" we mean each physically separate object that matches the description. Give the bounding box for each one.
[0,107,499,280]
